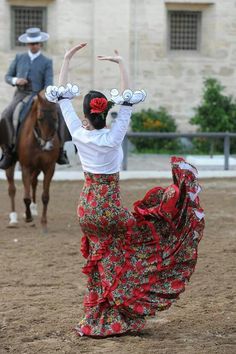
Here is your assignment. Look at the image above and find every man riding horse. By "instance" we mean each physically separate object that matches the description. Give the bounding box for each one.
[0,27,69,169]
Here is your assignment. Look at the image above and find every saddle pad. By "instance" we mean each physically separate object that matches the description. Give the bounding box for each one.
[12,95,32,132]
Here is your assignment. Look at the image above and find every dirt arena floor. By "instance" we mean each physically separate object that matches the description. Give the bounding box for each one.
[0,177,235,354]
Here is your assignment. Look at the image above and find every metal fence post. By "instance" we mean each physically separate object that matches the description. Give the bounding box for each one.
[224,133,230,170]
[122,135,128,170]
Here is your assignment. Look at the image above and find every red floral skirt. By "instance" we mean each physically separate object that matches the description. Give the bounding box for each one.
[75,157,205,337]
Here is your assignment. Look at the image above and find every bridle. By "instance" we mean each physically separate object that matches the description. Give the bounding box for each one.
[33,108,58,151]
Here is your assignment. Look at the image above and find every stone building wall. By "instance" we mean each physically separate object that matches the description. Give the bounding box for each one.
[0,0,235,131]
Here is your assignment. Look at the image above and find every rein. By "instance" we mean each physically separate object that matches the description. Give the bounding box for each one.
[33,108,58,151]
[33,127,56,151]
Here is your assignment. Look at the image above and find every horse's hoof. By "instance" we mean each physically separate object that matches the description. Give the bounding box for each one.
[30,203,38,216]
[25,218,33,223]
[7,222,18,228]
[22,212,33,223]
[8,212,18,228]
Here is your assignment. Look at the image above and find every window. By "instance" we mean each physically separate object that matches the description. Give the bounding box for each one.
[169,11,201,51]
[11,6,47,48]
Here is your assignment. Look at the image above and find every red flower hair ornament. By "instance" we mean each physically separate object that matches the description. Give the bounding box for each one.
[90,98,108,114]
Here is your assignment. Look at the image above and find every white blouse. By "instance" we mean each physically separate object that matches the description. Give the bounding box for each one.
[59,99,133,174]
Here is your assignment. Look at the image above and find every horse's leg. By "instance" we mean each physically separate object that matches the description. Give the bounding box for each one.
[41,166,55,232]
[30,170,40,216]
[5,164,18,227]
[22,167,33,222]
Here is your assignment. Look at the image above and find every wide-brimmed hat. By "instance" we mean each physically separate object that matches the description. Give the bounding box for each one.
[18,27,49,43]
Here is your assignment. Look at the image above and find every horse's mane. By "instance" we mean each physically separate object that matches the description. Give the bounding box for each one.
[30,92,49,122]
[21,93,46,131]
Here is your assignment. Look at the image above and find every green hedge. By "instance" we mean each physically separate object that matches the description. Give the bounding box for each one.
[130,108,180,153]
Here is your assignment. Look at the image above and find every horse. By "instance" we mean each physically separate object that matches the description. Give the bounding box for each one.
[5,92,60,232]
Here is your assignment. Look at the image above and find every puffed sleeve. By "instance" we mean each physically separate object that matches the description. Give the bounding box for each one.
[58,99,82,137]
[104,105,133,147]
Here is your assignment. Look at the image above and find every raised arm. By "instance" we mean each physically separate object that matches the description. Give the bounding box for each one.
[57,43,87,138]
[97,51,132,147]
[58,42,87,86]
[97,50,130,91]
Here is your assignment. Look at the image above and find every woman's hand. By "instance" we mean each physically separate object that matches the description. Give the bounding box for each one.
[59,43,87,86]
[97,50,123,64]
[98,50,129,90]
[64,43,87,61]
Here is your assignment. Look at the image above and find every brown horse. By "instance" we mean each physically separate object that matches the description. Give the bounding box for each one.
[5,92,60,232]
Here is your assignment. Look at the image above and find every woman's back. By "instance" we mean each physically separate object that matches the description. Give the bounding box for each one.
[59,100,132,173]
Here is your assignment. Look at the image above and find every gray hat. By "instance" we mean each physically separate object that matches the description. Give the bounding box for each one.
[18,27,49,43]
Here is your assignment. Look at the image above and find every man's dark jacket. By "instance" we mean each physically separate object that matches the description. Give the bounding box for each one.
[5,52,53,92]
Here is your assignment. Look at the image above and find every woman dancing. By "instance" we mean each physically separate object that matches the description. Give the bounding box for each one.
[46,43,205,338]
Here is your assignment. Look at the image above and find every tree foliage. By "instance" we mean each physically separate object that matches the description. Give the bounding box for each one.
[190,78,236,153]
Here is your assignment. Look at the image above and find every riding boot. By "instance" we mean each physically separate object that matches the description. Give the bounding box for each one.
[0,145,16,170]
[57,146,69,165]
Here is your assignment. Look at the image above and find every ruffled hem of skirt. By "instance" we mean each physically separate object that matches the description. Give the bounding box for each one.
[78,156,205,336]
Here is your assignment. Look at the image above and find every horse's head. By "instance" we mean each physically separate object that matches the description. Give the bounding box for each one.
[32,92,59,151]
[36,92,58,132]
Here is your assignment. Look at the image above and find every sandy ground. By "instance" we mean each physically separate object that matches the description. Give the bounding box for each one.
[0,177,235,354]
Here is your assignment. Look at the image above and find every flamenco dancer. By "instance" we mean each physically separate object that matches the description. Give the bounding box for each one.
[46,43,205,338]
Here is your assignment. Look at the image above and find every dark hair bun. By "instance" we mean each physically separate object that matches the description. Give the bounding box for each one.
[83,90,114,130]
[89,113,107,129]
